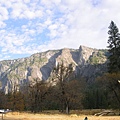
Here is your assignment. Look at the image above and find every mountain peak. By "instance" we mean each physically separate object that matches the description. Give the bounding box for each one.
[0,45,107,94]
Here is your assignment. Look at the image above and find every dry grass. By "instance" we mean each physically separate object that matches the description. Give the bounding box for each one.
[0,111,119,120]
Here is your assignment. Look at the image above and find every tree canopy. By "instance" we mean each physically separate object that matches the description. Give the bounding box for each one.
[107,21,120,73]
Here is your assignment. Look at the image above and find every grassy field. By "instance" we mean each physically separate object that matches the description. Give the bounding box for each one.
[0,111,120,120]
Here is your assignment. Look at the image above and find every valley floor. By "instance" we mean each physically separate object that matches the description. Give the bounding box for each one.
[0,112,120,120]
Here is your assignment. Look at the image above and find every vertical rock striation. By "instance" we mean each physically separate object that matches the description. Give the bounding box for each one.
[0,45,108,93]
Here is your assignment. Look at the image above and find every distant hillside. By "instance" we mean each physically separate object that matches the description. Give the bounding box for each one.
[0,45,108,94]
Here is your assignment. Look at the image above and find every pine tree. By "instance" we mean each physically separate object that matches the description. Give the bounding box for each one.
[107,21,120,73]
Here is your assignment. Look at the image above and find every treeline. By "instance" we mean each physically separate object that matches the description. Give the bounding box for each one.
[0,21,120,114]
[0,77,86,113]
[0,73,120,113]
[0,63,86,114]
[0,72,120,113]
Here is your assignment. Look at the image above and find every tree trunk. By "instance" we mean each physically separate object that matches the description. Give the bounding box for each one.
[65,101,70,114]
[66,105,69,114]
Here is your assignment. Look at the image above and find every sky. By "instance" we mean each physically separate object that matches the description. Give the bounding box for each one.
[0,0,120,60]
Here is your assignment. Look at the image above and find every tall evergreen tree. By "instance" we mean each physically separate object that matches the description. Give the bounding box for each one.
[107,21,120,73]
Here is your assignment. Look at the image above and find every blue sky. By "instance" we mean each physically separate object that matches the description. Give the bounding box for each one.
[0,0,120,60]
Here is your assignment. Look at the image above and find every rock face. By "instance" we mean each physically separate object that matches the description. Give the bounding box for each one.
[0,45,108,93]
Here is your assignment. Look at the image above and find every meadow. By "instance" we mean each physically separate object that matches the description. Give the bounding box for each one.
[1,110,120,120]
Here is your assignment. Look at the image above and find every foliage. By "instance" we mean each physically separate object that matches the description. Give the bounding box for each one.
[25,79,51,113]
[5,92,25,111]
[83,82,109,109]
[88,50,107,65]
[0,91,7,108]
[96,72,120,109]
[48,62,86,114]
[1,72,120,112]
[107,21,120,73]
[52,62,74,114]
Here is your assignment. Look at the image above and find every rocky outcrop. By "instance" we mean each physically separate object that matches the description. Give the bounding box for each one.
[0,45,108,93]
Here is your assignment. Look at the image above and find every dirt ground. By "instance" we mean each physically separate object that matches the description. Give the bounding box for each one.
[0,112,120,120]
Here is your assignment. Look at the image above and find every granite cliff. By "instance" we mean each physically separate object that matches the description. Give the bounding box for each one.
[0,45,108,93]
